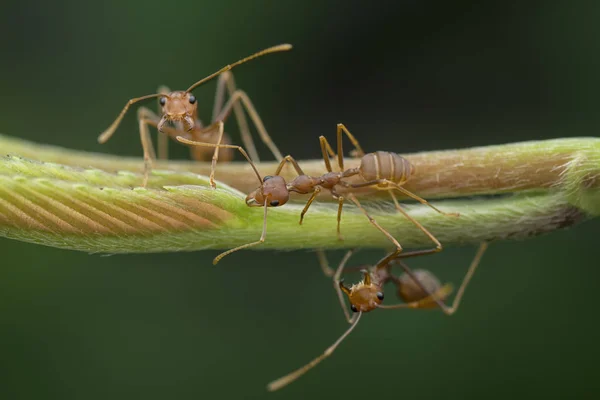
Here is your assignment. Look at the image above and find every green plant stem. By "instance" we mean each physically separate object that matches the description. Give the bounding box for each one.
[0,134,598,254]
[3,134,600,205]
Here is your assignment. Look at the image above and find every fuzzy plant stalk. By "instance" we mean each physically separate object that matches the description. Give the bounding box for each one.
[0,134,598,254]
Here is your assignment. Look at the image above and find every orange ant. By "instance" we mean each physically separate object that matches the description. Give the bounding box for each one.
[97,44,291,187]
[266,242,489,391]
[177,123,458,265]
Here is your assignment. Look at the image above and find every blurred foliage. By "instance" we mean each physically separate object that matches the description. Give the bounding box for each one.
[0,1,599,399]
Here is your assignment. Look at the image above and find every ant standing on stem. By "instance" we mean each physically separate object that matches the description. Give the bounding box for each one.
[97,44,291,187]
[177,123,459,265]
[266,242,490,391]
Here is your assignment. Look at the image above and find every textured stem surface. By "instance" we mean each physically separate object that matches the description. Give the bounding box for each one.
[3,134,600,204]
[0,134,598,254]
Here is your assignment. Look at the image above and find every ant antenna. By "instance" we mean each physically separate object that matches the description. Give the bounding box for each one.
[176,135,263,185]
[98,94,169,144]
[185,44,293,93]
[267,312,362,392]
[98,44,292,145]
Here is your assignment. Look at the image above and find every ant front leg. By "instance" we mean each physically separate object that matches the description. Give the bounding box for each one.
[175,135,264,191]
[331,189,345,241]
[156,85,172,160]
[299,187,321,225]
[212,197,270,265]
[315,250,335,277]
[136,107,162,187]
[202,121,226,189]
[212,75,283,162]
[179,120,233,189]
[333,249,359,324]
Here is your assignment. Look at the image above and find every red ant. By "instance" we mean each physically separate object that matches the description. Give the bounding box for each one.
[97,44,291,187]
[266,242,489,391]
[177,123,459,265]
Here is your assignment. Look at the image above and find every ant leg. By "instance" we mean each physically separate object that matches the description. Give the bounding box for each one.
[212,71,259,162]
[336,196,344,241]
[187,121,230,189]
[336,123,366,169]
[266,312,362,392]
[347,193,403,264]
[213,89,284,161]
[138,118,156,188]
[204,121,227,189]
[213,198,270,265]
[440,241,488,314]
[333,249,358,323]
[319,136,336,172]
[389,181,459,217]
[175,136,263,185]
[388,191,442,254]
[136,108,162,187]
[427,241,489,315]
[156,85,171,160]
[388,243,488,314]
[98,93,165,144]
[315,250,335,277]
[350,179,459,217]
[274,155,306,176]
[377,283,454,310]
[364,192,448,311]
[299,187,321,225]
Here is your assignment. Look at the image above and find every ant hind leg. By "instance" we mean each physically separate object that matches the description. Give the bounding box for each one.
[213,87,283,162]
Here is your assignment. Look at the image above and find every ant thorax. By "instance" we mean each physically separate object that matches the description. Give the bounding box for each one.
[287,175,319,194]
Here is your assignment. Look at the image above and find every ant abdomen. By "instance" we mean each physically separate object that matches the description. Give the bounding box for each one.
[359,151,414,184]
[396,269,445,306]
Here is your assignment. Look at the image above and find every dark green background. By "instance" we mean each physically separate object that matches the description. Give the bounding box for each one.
[1,1,599,399]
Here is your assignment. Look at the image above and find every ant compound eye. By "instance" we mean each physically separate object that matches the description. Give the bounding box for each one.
[350,304,358,313]
[270,200,280,207]
[263,175,273,182]
[188,94,196,104]
[376,292,384,301]
[159,97,167,106]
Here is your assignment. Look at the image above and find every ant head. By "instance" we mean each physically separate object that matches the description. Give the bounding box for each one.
[396,269,445,305]
[246,175,289,207]
[339,270,384,313]
[157,91,197,131]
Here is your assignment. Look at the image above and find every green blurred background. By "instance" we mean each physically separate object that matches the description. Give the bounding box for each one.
[1,1,599,399]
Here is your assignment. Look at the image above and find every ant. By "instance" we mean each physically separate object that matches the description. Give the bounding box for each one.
[97,44,291,187]
[177,123,458,265]
[266,242,489,391]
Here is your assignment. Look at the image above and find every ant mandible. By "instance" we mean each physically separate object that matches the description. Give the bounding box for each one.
[266,242,489,391]
[178,123,458,265]
[97,44,291,187]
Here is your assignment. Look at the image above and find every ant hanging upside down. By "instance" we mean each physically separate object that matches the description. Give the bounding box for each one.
[267,242,489,391]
